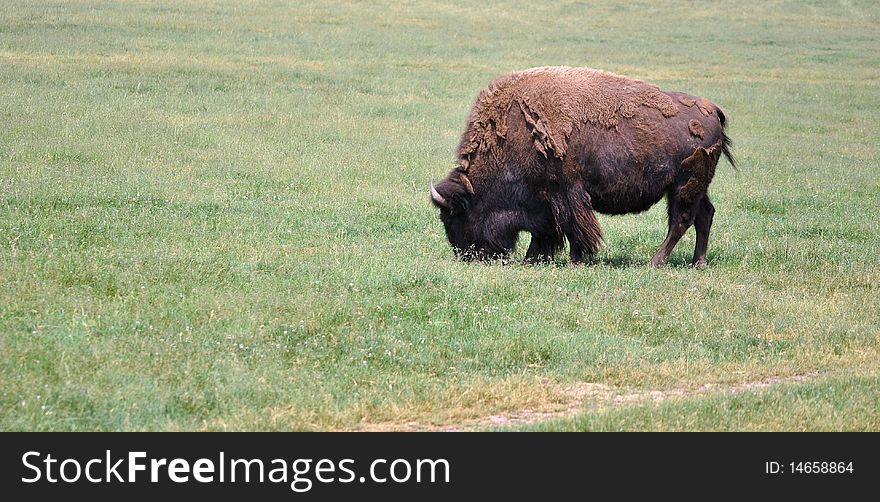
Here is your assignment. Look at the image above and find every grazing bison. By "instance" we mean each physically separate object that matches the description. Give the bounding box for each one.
[430,66,735,267]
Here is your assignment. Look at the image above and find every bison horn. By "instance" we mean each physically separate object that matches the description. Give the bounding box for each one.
[429,177,449,207]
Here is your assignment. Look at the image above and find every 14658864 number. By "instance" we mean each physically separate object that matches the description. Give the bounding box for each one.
[790,461,853,474]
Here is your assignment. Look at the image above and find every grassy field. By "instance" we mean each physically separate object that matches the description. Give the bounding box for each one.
[520,372,880,431]
[1,0,878,431]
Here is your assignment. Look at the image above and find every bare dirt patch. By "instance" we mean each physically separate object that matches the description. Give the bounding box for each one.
[356,373,820,431]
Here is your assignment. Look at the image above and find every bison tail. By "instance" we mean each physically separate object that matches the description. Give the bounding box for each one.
[716,107,737,170]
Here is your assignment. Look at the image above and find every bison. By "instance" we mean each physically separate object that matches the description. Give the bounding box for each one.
[429,66,735,267]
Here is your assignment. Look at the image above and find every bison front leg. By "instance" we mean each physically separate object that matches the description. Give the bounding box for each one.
[524,232,558,264]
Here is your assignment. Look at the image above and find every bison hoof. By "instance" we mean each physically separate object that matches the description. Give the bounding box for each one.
[650,257,667,268]
[691,258,708,269]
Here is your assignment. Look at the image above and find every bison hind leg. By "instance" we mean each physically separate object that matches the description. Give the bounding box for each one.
[691,195,715,268]
[651,192,698,268]
[651,145,721,267]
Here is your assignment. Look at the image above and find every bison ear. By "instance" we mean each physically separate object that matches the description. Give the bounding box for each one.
[429,176,471,214]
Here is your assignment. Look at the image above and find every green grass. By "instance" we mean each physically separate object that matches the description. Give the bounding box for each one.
[1,0,878,431]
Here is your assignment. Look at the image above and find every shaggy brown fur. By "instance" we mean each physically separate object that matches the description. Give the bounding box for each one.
[677,95,697,107]
[458,66,680,165]
[688,119,705,139]
[431,66,735,266]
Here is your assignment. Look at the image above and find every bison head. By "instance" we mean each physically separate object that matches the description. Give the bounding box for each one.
[429,171,522,261]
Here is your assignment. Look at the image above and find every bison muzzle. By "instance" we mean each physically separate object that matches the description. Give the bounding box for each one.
[430,66,735,267]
